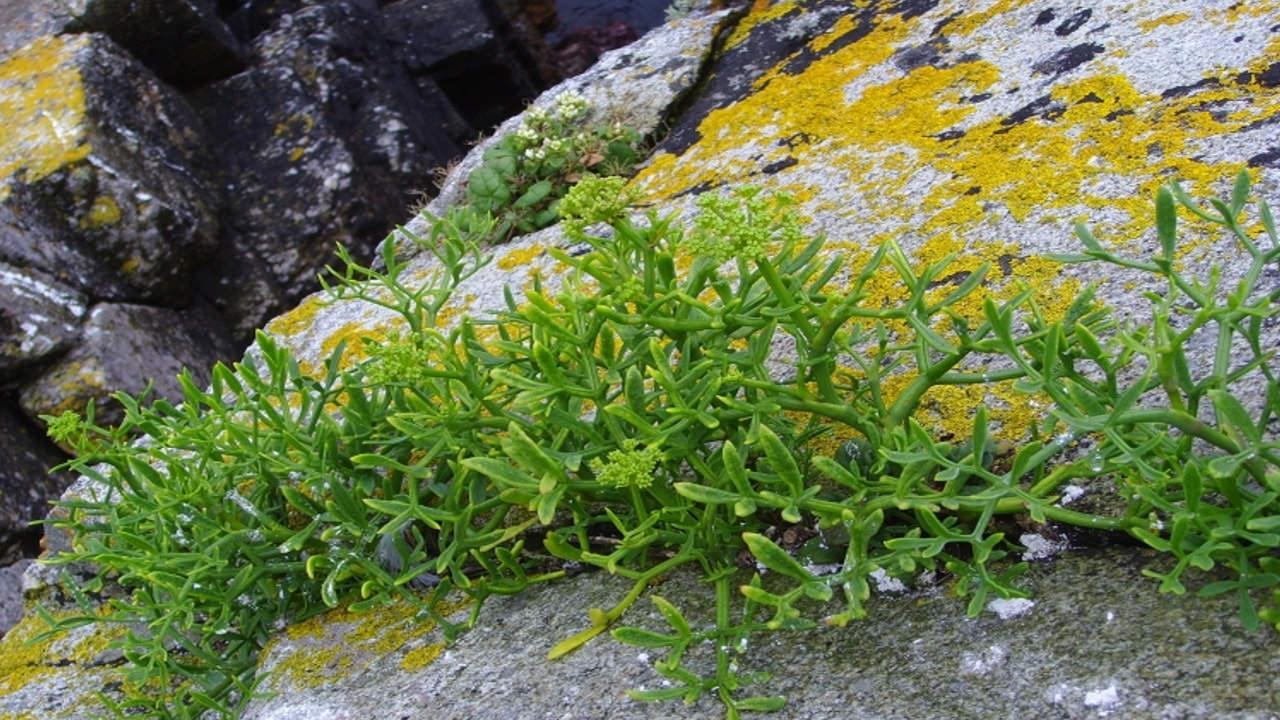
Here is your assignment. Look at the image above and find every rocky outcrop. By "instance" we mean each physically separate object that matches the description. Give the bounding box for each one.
[4,1,1278,718]
[0,34,220,305]
[0,0,557,563]
[19,303,236,427]
[241,550,1280,719]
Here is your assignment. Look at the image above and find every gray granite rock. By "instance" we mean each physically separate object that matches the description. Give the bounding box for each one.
[0,33,221,306]
[18,302,235,427]
[241,549,1278,719]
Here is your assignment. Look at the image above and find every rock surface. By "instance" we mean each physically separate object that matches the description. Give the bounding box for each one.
[19,303,236,426]
[0,0,247,86]
[5,1,1280,718]
[0,0,556,540]
[0,33,220,305]
[0,405,66,555]
[0,262,86,376]
[240,550,1279,720]
[3,549,1276,718]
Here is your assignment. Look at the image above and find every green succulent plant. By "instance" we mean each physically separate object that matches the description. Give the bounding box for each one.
[32,172,1280,719]
[465,91,644,243]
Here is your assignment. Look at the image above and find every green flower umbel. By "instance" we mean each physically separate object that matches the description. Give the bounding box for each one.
[589,439,664,489]
[685,185,803,263]
[558,175,637,239]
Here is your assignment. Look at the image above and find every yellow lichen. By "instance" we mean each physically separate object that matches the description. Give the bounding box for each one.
[399,641,446,672]
[0,35,92,200]
[0,611,123,703]
[1137,11,1192,31]
[497,244,545,271]
[264,594,472,690]
[80,195,121,229]
[265,294,325,338]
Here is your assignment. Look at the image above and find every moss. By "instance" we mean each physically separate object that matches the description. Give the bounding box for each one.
[0,36,92,200]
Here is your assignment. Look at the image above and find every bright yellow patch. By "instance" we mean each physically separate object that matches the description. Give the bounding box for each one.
[80,195,121,229]
[0,36,92,199]
[497,244,545,271]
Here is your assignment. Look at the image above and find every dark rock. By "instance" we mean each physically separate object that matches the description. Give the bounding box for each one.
[0,34,220,306]
[18,302,235,427]
[192,0,464,304]
[0,261,87,378]
[0,404,67,554]
[0,0,246,87]
[66,0,247,87]
[552,21,639,78]
[383,0,544,131]
[0,559,33,638]
[195,232,289,345]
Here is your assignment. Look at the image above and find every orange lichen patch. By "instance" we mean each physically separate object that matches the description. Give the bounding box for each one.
[0,35,92,199]
[497,244,546,271]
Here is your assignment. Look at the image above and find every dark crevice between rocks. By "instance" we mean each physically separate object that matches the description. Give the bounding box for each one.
[633,3,750,188]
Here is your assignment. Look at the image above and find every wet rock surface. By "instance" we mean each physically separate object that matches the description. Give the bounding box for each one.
[0,0,557,545]
[0,262,86,375]
[19,302,237,427]
[0,34,220,306]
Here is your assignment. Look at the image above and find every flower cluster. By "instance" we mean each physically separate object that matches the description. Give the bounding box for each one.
[364,332,433,386]
[465,91,645,242]
[588,439,664,489]
[685,186,804,263]
[557,174,638,239]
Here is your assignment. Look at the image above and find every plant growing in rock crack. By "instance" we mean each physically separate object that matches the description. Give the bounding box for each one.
[33,172,1280,719]
[465,90,645,243]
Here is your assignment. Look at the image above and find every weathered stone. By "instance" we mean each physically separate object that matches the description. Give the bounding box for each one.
[0,261,87,377]
[18,303,235,427]
[0,0,75,61]
[0,34,220,305]
[5,549,1273,719]
[238,549,1274,718]
[0,559,33,638]
[192,0,464,306]
[0,403,67,554]
[0,0,245,86]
